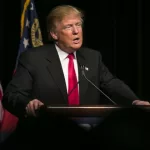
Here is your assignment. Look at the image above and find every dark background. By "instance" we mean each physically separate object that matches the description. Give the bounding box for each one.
[1,0,150,101]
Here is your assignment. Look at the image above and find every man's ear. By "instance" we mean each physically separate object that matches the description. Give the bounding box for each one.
[50,31,58,40]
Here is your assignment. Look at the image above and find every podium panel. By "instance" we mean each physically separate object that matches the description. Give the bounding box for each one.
[37,105,150,128]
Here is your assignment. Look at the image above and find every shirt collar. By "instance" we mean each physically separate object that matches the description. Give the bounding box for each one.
[55,44,77,61]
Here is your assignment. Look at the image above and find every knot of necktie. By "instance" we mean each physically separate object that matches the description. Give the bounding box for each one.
[67,53,74,60]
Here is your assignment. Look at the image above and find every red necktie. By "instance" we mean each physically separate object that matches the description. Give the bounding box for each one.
[68,53,79,105]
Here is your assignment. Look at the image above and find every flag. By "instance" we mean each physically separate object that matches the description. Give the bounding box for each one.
[0,82,4,125]
[0,82,18,143]
[15,0,43,70]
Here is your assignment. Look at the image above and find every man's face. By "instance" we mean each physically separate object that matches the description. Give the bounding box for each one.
[50,14,83,53]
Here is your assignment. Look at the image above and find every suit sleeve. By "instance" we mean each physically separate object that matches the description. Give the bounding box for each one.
[2,52,34,117]
[98,53,139,105]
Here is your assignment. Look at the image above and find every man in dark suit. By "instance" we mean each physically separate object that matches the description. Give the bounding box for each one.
[2,4,149,117]
[2,4,150,149]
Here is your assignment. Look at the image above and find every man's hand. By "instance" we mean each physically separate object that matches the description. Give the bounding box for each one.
[132,100,150,105]
[26,99,44,117]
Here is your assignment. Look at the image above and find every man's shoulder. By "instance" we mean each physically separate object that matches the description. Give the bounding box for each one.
[80,46,101,57]
[20,44,54,57]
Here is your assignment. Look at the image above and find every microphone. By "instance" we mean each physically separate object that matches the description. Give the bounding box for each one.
[80,65,117,105]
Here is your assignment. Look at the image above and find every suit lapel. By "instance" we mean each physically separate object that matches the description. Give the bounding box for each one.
[76,49,89,105]
[45,45,68,103]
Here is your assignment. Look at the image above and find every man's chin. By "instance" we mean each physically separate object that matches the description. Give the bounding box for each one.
[63,44,82,53]
[72,44,82,50]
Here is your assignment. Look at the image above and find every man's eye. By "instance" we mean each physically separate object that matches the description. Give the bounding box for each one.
[65,26,71,29]
[77,23,82,26]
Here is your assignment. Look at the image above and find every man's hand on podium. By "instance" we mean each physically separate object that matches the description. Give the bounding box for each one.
[132,100,150,105]
[25,99,44,117]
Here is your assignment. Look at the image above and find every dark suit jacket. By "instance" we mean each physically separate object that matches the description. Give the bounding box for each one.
[2,44,138,117]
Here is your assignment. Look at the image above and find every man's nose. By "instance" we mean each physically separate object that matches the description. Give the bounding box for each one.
[72,26,79,34]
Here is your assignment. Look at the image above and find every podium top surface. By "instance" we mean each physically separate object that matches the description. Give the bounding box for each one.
[42,105,150,117]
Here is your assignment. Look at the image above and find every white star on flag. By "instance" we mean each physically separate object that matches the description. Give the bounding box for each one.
[26,19,30,27]
[23,38,29,48]
[30,2,34,10]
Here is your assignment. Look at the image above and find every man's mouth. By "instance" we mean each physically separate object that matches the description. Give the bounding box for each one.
[73,38,80,43]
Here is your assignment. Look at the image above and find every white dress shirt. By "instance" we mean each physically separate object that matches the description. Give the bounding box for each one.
[55,44,79,93]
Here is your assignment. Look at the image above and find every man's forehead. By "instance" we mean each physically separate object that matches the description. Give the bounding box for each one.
[61,15,81,24]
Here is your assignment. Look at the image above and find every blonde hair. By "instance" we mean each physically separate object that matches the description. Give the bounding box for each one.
[47,5,84,41]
